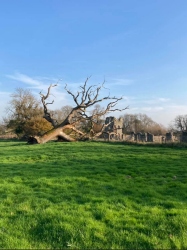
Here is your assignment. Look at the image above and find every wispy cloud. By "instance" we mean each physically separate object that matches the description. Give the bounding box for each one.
[128,103,187,127]
[141,106,164,112]
[5,73,131,109]
[0,91,10,95]
[158,98,170,102]
[131,106,164,112]
[6,72,63,91]
[143,97,170,105]
[6,72,68,109]
[107,78,134,86]
[6,73,105,93]
[7,72,44,87]
[165,104,187,113]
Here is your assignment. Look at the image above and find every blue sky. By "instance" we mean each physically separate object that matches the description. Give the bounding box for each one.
[0,0,187,126]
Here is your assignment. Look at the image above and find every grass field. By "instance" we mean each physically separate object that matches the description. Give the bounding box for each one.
[0,139,187,249]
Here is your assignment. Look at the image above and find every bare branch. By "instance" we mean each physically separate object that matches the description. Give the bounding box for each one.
[80,77,91,104]
[32,77,128,144]
[89,120,115,139]
[39,84,58,127]
[64,84,79,106]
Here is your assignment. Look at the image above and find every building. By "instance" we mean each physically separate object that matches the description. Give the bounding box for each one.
[104,116,123,140]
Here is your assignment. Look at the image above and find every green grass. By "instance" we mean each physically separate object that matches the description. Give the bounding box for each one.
[0,139,187,249]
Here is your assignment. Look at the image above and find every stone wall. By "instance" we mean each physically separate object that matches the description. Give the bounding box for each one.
[165,132,173,142]
[124,132,170,143]
[104,116,123,140]
[124,131,186,143]
[153,135,163,143]
[181,131,187,143]
[103,116,187,143]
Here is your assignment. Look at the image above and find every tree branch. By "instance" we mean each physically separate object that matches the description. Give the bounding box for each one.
[39,84,58,127]
[35,77,128,144]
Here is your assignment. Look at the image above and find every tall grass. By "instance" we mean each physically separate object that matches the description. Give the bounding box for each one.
[0,140,187,249]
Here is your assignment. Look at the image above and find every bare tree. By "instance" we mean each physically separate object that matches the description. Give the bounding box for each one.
[28,78,128,144]
[121,113,166,135]
[4,88,52,138]
[50,105,73,124]
[171,115,187,132]
[90,104,105,124]
[0,122,6,135]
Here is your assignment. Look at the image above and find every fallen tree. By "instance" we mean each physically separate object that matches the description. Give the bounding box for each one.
[28,78,128,144]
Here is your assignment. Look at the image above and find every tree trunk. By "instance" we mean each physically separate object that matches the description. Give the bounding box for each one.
[28,125,76,144]
[29,79,128,144]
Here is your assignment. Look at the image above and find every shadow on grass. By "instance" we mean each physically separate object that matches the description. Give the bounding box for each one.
[1,159,186,208]
[29,215,71,248]
[95,140,187,149]
[0,138,19,142]
[0,139,27,148]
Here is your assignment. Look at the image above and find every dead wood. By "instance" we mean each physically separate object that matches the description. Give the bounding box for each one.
[28,78,128,144]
